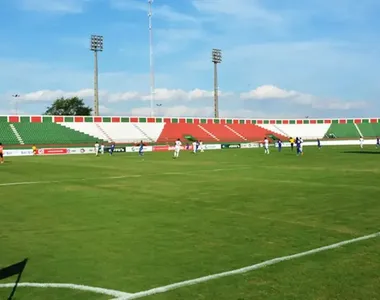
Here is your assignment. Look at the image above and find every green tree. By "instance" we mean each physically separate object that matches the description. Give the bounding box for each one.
[44,97,92,116]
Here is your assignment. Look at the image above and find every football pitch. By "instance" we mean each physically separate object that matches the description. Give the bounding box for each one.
[0,146,379,300]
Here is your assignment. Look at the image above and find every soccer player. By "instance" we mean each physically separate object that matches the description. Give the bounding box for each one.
[264,137,270,154]
[173,138,182,158]
[359,136,364,149]
[100,143,105,155]
[32,144,38,155]
[138,140,144,156]
[289,137,294,151]
[0,143,4,164]
[94,141,100,156]
[109,142,115,155]
[277,139,282,152]
[192,140,197,154]
[377,137,380,148]
[199,140,204,152]
[317,138,321,149]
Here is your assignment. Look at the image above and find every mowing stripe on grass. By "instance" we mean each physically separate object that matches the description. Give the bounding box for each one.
[0,282,131,297]
[0,166,250,187]
[114,231,380,300]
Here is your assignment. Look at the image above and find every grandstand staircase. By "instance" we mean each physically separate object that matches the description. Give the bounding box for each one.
[9,124,24,145]
[224,125,247,141]
[198,125,220,141]
[354,123,363,137]
[133,124,154,143]
[272,125,288,137]
[95,124,114,143]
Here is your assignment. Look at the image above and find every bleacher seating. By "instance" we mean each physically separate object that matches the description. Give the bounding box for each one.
[0,122,19,144]
[1,116,379,146]
[60,123,109,142]
[226,123,287,141]
[357,123,380,137]
[12,123,100,145]
[258,124,330,139]
[157,123,218,143]
[326,123,360,138]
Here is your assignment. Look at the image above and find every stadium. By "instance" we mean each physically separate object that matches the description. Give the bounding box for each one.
[1,1,380,300]
[1,114,379,300]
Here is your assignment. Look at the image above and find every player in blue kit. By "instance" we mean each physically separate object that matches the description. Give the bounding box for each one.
[138,140,144,156]
[376,137,380,149]
[109,142,115,155]
[277,139,282,152]
[317,138,321,149]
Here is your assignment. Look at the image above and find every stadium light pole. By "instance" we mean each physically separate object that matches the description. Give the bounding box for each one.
[148,0,155,117]
[12,94,20,115]
[212,49,222,118]
[90,35,103,116]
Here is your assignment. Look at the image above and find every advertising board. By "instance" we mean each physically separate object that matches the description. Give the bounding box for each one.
[221,143,241,149]
[240,143,259,149]
[126,146,153,152]
[3,149,34,156]
[39,148,68,155]
[204,144,221,150]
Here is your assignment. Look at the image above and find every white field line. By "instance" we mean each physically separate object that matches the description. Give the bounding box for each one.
[114,231,380,300]
[0,282,131,297]
[0,166,251,187]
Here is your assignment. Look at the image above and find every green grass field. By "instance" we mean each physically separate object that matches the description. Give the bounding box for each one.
[0,146,379,300]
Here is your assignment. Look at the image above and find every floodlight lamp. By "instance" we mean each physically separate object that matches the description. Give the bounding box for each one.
[90,35,104,51]
[212,48,222,63]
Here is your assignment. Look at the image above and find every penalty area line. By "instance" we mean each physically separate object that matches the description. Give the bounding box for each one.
[113,231,380,300]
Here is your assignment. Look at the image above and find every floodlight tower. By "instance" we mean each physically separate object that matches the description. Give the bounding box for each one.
[148,0,155,117]
[90,35,103,116]
[212,49,222,118]
[12,94,20,115]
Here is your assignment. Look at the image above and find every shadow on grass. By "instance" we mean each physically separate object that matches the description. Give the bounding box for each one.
[342,150,380,155]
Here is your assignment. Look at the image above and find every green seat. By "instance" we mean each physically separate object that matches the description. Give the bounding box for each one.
[12,123,106,145]
[357,123,380,137]
[0,123,20,145]
[326,123,360,138]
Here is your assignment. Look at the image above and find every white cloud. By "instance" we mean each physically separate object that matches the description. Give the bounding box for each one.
[131,105,214,117]
[15,88,229,103]
[241,85,299,100]
[18,0,90,13]
[240,85,368,110]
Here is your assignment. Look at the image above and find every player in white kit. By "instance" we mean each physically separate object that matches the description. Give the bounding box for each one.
[199,140,204,152]
[94,141,100,156]
[264,137,270,154]
[100,143,105,154]
[173,138,182,158]
[192,141,197,153]
[359,136,364,148]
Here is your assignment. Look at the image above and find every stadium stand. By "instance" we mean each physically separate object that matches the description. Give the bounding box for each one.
[1,116,379,146]
[225,123,287,141]
[157,123,218,143]
[0,122,19,145]
[326,123,360,138]
[12,122,101,145]
[357,123,380,137]
[258,124,331,139]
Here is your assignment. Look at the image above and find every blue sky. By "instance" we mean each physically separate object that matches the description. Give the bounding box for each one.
[1,0,380,118]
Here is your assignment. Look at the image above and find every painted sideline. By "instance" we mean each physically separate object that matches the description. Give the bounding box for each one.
[114,231,380,299]
[0,282,130,297]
